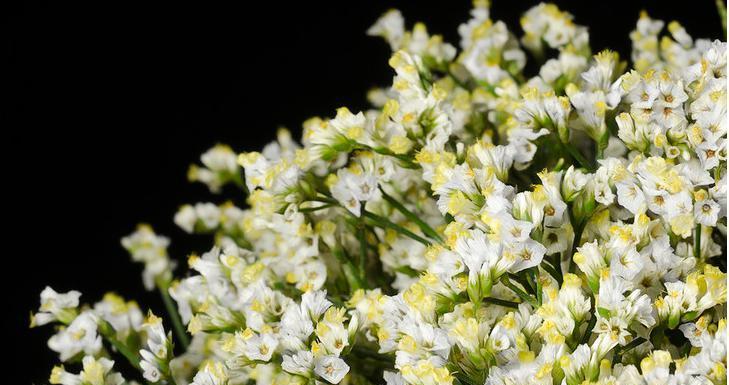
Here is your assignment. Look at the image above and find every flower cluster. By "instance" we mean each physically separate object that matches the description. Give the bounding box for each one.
[33,2,727,385]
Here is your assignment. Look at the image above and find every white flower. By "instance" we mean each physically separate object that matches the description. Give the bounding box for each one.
[93,293,143,340]
[174,204,197,233]
[301,290,333,322]
[31,286,81,327]
[367,9,405,51]
[282,350,314,377]
[609,247,644,281]
[314,355,350,384]
[195,202,221,230]
[561,165,589,202]
[616,181,647,214]
[49,356,125,385]
[695,199,720,226]
[139,313,172,382]
[121,224,173,290]
[241,331,278,362]
[201,144,238,174]
[189,361,228,385]
[190,144,239,192]
[48,311,102,362]
[505,239,546,273]
[331,167,379,216]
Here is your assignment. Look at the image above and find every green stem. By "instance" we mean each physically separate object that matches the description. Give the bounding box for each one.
[580,298,597,345]
[333,247,364,292]
[159,285,190,350]
[355,143,419,169]
[379,186,443,243]
[596,131,609,160]
[718,0,727,36]
[650,323,667,348]
[373,149,419,169]
[508,273,534,296]
[562,140,593,170]
[540,259,562,285]
[500,276,538,308]
[613,337,646,364]
[446,67,473,91]
[98,320,141,370]
[357,224,369,285]
[362,210,431,246]
[567,214,585,274]
[694,224,702,260]
[529,268,542,306]
[483,297,521,308]
[232,170,249,196]
[299,203,336,212]
[312,196,339,204]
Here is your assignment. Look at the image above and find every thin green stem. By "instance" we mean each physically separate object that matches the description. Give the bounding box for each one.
[357,224,368,285]
[379,186,443,243]
[613,337,646,364]
[354,143,419,169]
[562,140,593,170]
[508,273,534,296]
[232,170,249,196]
[311,196,339,204]
[98,320,141,370]
[580,297,597,345]
[483,297,521,308]
[159,285,190,350]
[333,247,364,292]
[567,213,585,274]
[694,224,702,260]
[500,276,538,308]
[362,210,431,246]
[540,260,561,284]
[718,0,727,36]
[529,268,542,306]
[299,203,336,212]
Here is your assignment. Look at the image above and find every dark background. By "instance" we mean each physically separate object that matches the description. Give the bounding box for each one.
[6,0,724,383]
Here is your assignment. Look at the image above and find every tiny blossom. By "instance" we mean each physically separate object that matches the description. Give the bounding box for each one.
[49,356,125,385]
[121,224,174,290]
[31,286,81,327]
[139,312,174,383]
[48,311,103,362]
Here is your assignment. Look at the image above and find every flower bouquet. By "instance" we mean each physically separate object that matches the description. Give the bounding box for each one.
[33,2,727,385]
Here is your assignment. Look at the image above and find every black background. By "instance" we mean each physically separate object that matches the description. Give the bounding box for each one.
[7,0,724,383]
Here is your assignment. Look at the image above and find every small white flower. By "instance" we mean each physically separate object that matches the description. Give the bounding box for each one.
[282,350,314,377]
[610,247,644,281]
[139,313,172,382]
[616,181,646,214]
[301,290,333,322]
[331,167,379,216]
[49,356,125,385]
[31,286,81,327]
[173,204,197,233]
[190,144,239,192]
[48,311,102,362]
[121,224,173,290]
[242,332,278,362]
[695,199,720,226]
[367,9,404,51]
[314,355,350,384]
[189,361,228,385]
[93,293,143,339]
